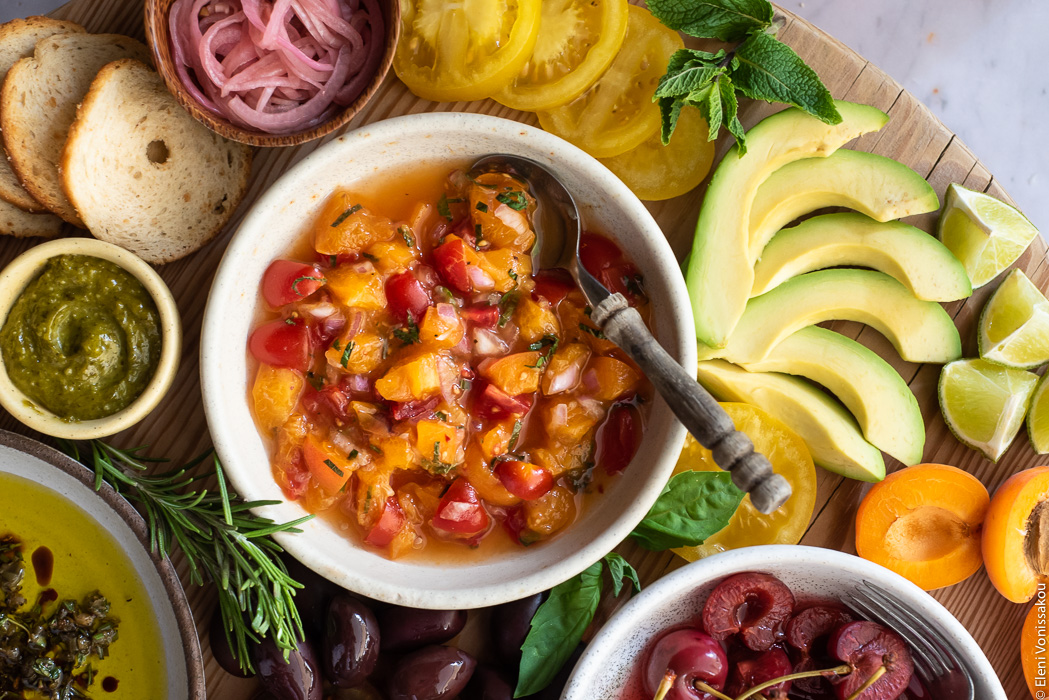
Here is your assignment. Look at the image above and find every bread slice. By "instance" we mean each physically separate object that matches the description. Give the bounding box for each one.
[0,17,85,212]
[1,33,151,226]
[0,197,64,238]
[62,60,253,264]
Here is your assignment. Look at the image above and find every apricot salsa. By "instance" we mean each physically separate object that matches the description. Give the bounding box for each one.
[248,168,652,557]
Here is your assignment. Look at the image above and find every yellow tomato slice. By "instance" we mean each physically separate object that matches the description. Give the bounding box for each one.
[672,402,817,561]
[394,0,542,102]
[599,106,716,201]
[536,5,682,158]
[494,0,629,112]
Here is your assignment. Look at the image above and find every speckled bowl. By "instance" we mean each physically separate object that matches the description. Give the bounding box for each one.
[563,545,1006,699]
[201,112,696,609]
[0,238,182,439]
[0,429,204,698]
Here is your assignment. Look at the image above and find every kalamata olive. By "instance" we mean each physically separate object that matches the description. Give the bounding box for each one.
[251,634,323,700]
[324,593,380,688]
[461,664,514,700]
[490,593,545,665]
[378,606,467,653]
[387,645,477,700]
[209,610,253,678]
[329,684,384,700]
[280,553,341,639]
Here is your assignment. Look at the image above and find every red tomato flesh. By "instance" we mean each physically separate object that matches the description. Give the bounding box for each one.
[532,268,575,306]
[495,461,553,500]
[432,237,472,293]
[432,479,490,535]
[596,403,642,475]
[365,497,406,547]
[476,383,533,419]
[385,270,431,323]
[248,319,310,371]
[263,259,325,307]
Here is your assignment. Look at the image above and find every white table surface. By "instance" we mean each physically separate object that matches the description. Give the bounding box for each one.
[3,0,1046,233]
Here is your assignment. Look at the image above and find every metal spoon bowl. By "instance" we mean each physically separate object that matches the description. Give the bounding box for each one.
[471,154,792,514]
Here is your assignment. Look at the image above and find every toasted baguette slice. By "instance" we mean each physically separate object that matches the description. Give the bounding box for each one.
[0,17,85,212]
[1,33,151,226]
[63,60,252,264]
[0,198,63,238]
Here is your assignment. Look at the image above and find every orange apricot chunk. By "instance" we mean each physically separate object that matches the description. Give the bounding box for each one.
[1022,600,1049,698]
[983,466,1049,603]
[855,463,989,591]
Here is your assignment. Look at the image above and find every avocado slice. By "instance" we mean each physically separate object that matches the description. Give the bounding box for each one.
[747,149,939,255]
[739,326,924,466]
[686,101,889,348]
[696,360,885,481]
[699,269,962,364]
[752,213,973,301]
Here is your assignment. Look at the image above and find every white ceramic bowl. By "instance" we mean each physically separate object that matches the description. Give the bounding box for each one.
[201,113,696,609]
[563,545,1006,699]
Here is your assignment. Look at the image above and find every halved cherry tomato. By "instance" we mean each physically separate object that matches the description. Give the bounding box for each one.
[394,0,542,102]
[262,260,325,307]
[249,319,310,371]
[532,268,576,306]
[433,236,472,293]
[432,479,490,536]
[595,403,642,474]
[495,460,553,500]
[476,383,533,419]
[365,497,406,548]
[537,5,682,158]
[495,0,629,112]
[385,270,431,323]
[600,105,716,201]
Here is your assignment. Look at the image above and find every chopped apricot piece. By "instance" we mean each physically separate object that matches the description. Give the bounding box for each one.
[314,193,395,254]
[983,466,1049,603]
[524,486,576,536]
[541,343,590,395]
[480,420,517,460]
[469,173,536,251]
[477,248,532,293]
[416,420,464,469]
[377,434,415,471]
[584,356,641,401]
[376,353,443,402]
[418,304,465,349]
[252,364,305,431]
[302,433,357,494]
[855,463,989,591]
[544,399,603,445]
[482,352,543,395]
[516,296,560,344]
[460,444,519,507]
[366,239,418,272]
[326,266,386,309]
[326,331,384,373]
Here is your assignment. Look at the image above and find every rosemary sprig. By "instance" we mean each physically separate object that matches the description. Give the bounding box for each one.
[56,439,313,674]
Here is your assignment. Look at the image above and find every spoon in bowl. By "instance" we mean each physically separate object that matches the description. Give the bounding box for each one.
[471,154,791,514]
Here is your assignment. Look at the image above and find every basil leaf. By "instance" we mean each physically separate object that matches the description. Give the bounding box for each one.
[731,31,841,125]
[647,0,773,42]
[603,553,641,597]
[515,562,603,697]
[630,471,744,551]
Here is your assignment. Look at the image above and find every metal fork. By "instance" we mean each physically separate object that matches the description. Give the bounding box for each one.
[842,580,975,699]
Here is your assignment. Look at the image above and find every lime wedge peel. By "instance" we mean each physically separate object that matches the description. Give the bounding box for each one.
[978,269,1049,369]
[1028,373,1049,454]
[939,358,1039,462]
[937,183,1040,289]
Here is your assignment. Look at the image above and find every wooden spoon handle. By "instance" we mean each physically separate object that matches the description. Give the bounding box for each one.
[591,294,791,514]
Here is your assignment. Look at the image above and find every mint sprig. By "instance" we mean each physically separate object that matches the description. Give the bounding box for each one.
[649,0,840,152]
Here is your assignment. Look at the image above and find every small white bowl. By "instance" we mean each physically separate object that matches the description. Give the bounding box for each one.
[201,113,696,609]
[563,545,1006,699]
[0,238,182,439]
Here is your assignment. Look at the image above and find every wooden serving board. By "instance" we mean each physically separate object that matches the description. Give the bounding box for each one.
[0,0,1039,697]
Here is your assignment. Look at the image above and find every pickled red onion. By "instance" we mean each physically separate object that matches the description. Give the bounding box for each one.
[169,0,384,135]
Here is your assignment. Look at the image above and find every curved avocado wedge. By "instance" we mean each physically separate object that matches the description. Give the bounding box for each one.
[748,149,939,255]
[739,326,924,466]
[696,360,885,481]
[699,269,963,365]
[751,213,973,301]
[686,101,889,348]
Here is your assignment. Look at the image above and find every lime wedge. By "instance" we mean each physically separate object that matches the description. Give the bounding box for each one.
[1028,373,1049,454]
[978,269,1049,369]
[937,183,1039,288]
[939,358,1038,461]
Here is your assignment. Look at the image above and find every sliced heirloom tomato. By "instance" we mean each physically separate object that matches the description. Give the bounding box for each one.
[394,0,542,102]
[262,260,325,307]
[249,319,310,371]
[537,5,682,158]
[494,0,629,112]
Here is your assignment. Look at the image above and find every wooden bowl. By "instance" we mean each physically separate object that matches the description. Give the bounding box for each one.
[143,0,400,148]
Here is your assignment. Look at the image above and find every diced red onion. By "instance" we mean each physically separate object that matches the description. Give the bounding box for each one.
[169,0,384,135]
[472,329,507,357]
[545,361,583,395]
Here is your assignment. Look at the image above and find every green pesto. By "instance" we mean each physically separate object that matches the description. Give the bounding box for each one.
[0,254,161,421]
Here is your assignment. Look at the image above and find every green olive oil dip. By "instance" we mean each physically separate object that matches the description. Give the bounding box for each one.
[0,255,162,421]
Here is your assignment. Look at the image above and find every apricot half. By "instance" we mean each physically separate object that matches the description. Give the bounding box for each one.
[855,464,989,590]
[983,466,1049,603]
